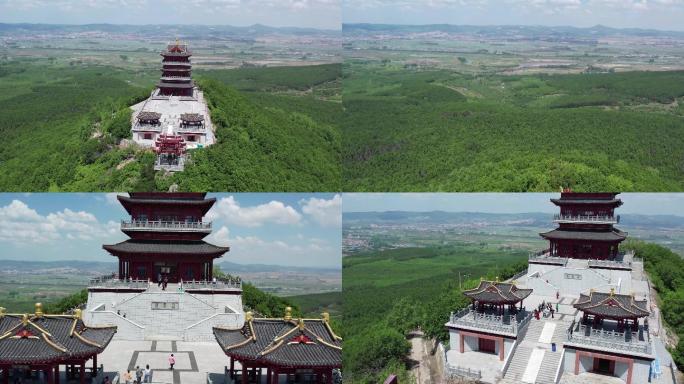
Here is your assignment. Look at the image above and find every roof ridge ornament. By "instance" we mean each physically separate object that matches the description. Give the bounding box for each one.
[35,302,43,318]
[284,306,292,321]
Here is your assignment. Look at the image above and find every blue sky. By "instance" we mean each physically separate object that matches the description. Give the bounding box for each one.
[0,0,340,30]
[343,0,684,31]
[342,193,684,216]
[0,193,341,268]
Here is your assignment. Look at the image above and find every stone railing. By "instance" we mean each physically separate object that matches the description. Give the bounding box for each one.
[567,323,652,355]
[445,364,482,381]
[88,277,149,290]
[448,308,532,336]
[183,279,242,291]
[587,259,632,270]
[529,252,568,266]
[553,214,619,224]
[177,124,206,132]
[132,122,163,132]
[121,220,211,232]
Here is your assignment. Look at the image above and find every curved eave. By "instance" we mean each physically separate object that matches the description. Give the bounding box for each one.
[117,195,216,216]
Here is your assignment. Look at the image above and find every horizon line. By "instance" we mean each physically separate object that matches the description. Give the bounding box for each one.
[341,22,684,34]
[0,21,341,32]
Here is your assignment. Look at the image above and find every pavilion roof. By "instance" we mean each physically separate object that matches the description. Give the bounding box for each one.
[462,280,533,304]
[213,310,341,369]
[103,240,229,256]
[180,113,204,122]
[137,111,161,121]
[540,228,627,242]
[574,289,649,319]
[0,307,116,365]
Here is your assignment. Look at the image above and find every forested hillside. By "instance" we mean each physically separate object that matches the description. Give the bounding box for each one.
[342,245,527,383]
[343,65,684,191]
[0,60,341,191]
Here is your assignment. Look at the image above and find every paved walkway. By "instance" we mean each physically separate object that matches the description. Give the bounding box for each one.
[98,340,227,384]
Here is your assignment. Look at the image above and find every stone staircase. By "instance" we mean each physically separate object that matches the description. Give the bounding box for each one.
[501,318,568,383]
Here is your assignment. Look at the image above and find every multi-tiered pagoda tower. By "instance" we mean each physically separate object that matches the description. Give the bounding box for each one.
[540,191,626,260]
[103,192,227,283]
[158,40,194,97]
[85,193,243,341]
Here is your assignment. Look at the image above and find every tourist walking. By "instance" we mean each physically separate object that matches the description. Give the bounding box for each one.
[122,369,133,384]
[169,353,176,370]
[135,366,143,384]
[144,364,152,383]
[158,273,162,287]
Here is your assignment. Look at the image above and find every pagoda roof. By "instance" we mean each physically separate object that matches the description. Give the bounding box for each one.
[162,62,192,67]
[462,280,532,304]
[157,81,194,89]
[103,240,229,256]
[574,290,649,319]
[117,193,215,216]
[540,228,627,242]
[213,312,341,369]
[0,308,116,365]
[137,111,161,121]
[551,193,622,206]
[180,113,204,122]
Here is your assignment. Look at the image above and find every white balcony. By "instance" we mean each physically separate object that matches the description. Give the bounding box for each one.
[121,220,212,233]
[566,320,653,357]
[446,308,532,337]
[553,214,619,224]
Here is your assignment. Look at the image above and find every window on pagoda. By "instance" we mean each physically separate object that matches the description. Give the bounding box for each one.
[144,133,152,140]
[137,266,146,278]
[187,135,196,142]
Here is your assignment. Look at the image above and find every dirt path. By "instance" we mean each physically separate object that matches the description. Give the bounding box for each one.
[408,331,444,384]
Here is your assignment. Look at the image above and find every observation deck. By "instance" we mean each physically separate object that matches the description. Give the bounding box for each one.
[120,220,212,233]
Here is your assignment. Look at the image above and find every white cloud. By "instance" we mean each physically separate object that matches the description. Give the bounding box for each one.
[300,194,342,227]
[0,200,115,245]
[208,196,302,227]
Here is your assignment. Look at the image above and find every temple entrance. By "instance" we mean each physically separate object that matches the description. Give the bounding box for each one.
[154,262,178,283]
[593,358,615,375]
[478,338,496,354]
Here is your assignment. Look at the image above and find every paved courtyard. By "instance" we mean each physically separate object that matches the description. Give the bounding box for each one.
[98,340,227,384]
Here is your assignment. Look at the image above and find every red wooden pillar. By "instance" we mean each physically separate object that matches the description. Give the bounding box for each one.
[266,367,271,384]
[271,368,278,384]
[575,351,581,375]
[55,365,60,384]
[46,366,54,384]
[79,362,85,384]
[459,333,464,353]
[241,363,247,384]
[229,357,234,378]
[326,369,333,384]
[2,367,8,384]
[92,354,97,377]
[626,358,634,384]
[499,337,505,361]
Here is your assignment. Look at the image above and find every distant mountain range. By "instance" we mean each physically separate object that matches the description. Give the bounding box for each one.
[0,23,340,37]
[343,23,684,38]
[344,211,684,230]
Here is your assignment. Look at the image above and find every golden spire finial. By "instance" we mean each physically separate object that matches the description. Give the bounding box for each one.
[298,318,305,331]
[480,276,484,281]
[495,276,499,283]
[35,303,43,318]
[74,309,82,320]
[284,306,292,321]
[321,312,330,323]
[610,287,615,296]
[590,288,595,294]
[21,314,28,325]
[0,307,5,318]
[245,311,253,322]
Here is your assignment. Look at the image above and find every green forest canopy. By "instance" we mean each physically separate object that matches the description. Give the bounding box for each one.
[343,66,684,192]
